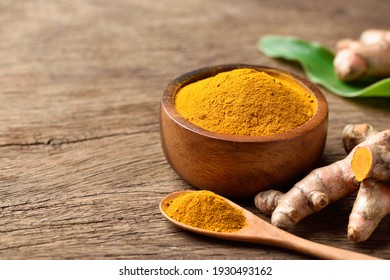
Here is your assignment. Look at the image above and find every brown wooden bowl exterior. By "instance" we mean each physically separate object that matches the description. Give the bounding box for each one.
[160,64,328,198]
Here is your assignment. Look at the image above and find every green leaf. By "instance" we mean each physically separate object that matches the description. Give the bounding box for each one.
[258,35,390,98]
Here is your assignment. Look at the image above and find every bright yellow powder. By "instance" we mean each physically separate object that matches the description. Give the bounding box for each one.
[165,190,246,232]
[174,68,316,136]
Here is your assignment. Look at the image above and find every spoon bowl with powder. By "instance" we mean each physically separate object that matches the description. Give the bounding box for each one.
[160,190,380,260]
[160,64,328,198]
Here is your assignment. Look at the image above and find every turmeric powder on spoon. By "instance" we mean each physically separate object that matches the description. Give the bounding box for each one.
[175,68,316,136]
[164,190,246,232]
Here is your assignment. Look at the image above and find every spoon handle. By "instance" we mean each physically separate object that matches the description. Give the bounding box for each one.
[239,208,380,259]
[257,228,380,260]
[284,234,378,260]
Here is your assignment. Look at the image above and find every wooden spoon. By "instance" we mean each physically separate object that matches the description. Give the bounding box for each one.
[160,190,381,260]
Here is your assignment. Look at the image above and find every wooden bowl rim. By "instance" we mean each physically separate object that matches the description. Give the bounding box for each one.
[162,64,328,143]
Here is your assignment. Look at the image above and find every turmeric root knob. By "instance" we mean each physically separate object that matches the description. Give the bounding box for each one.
[352,145,390,182]
[333,29,390,81]
[309,191,329,209]
[348,179,390,242]
[342,123,377,153]
[254,190,283,216]
[254,124,390,242]
[254,161,357,230]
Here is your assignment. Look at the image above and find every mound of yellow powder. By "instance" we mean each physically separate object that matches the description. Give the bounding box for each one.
[174,68,316,136]
[165,190,246,232]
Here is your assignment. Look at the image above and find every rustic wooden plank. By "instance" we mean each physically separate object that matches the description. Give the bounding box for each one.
[0,0,389,260]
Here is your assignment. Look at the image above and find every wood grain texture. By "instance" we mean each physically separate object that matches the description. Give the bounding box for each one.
[0,0,389,259]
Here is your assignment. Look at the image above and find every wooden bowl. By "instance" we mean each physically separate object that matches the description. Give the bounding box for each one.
[160,64,328,198]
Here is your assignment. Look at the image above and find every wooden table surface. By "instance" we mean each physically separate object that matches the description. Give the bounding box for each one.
[0,0,389,260]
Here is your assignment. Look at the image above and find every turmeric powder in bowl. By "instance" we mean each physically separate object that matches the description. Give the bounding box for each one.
[174,68,316,136]
[160,64,328,197]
